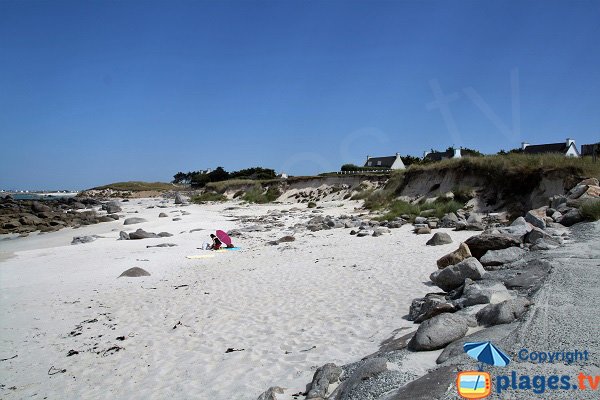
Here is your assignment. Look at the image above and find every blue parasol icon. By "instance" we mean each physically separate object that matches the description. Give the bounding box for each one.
[463,341,511,370]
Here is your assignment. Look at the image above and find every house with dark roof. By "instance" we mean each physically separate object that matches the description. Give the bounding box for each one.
[422,147,483,162]
[423,148,461,162]
[364,153,405,170]
[581,142,600,158]
[521,138,580,157]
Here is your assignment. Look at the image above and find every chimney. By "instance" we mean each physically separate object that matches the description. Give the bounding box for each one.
[521,142,529,150]
[453,148,462,158]
[566,138,575,148]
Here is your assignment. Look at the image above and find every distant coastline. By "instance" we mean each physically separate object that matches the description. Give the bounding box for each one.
[1,191,79,201]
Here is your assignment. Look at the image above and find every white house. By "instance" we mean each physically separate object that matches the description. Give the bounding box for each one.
[521,138,580,157]
[364,153,406,170]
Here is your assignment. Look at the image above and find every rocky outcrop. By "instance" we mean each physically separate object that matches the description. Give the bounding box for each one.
[426,232,452,246]
[123,217,147,225]
[306,363,342,399]
[408,313,469,351]
[256,387,284,400]
[480,247,527,268]
[118,267,151,277]
[0,197,105,235]
[476,298,532,326]
[128,229,159,239]
[430,257,487,292]
[464,234,521,259]
[436,242,472,269]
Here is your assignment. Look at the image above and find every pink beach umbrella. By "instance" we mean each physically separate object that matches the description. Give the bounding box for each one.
[215,230,232,246]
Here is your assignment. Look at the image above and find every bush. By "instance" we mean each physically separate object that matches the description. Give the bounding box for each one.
[376,198,464,221]
[580,200,600,221]
[190,192,227,203]
[351,189,374,201]
[307,201,317,208]
[241,186,281,204]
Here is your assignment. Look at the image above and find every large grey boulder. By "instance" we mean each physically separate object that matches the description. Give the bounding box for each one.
[426,232,453,246]
[436,323,518,364]
[414,216,427,225]
[71,235,97,245]
[430,257,487,292]
[104,202,122,214]
[503,260,552,294]
[387,366,456,400]
[488,217,532,241]
[525,209,546,229]
[174,193,185,205]
[118,267,151,277]
[476,298,532,326]
[480,247,526,268]
[256,387,284,400]
[414,226,431,235]
[408,313,469,351]
[128,229,159,239]
[408,293,456,323]
[306,363,342,399]
[328,357,389,400]
[568,184,589,199]
[455,280,512,308]
[372,227,391,237]
[440,212,459,228]
[557,208,584,226]
[525,227,558,245]
[124,217,147,225]
[464,234,521,259]
[436,242,472,269]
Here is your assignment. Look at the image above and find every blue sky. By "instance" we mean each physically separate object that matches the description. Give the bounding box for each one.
[1,0,599,190]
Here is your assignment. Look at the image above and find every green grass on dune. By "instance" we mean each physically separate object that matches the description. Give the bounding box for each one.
[190,192,228,203]
[407,153,600,178]
[376,198,464,221]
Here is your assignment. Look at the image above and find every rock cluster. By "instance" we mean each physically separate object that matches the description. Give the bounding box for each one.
[0,197,115,234]
[253,178,600,400]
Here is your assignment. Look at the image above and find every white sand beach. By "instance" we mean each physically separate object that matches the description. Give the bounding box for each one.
[0,199,476,400]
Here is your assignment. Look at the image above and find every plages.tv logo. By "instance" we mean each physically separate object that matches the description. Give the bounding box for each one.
[456,341,510,399]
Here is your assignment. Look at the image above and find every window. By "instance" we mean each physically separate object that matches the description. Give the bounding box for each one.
[368,161,372,166]
[377,161,382,166]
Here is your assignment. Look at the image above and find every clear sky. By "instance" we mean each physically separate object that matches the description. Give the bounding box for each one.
[1,0,599,190]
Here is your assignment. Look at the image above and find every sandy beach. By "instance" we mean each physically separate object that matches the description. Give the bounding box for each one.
[0,198,476,400]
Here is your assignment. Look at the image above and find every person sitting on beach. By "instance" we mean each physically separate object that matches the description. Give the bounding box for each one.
[209,234,222,250]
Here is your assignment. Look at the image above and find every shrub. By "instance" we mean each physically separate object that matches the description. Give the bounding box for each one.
[377,200,421,221]
[241,186,281,204]
[376,198,463,221]
[307,201,317,208]
[191,192,227,203]
[351,189,374,201]
[580,199,600,221]
[264,186,282,202]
